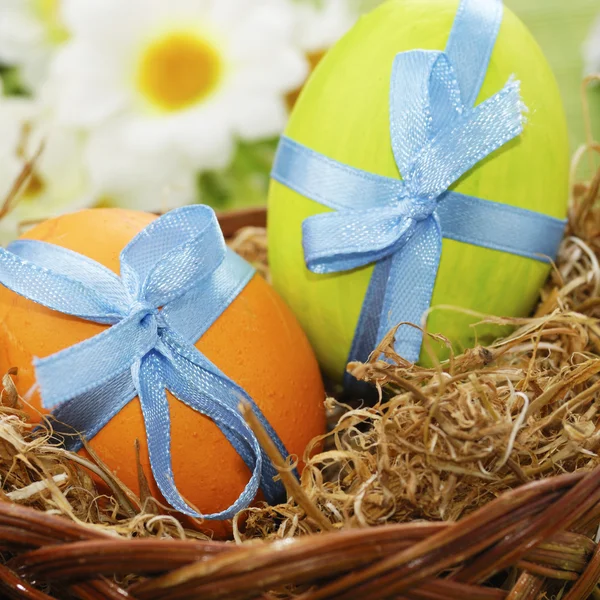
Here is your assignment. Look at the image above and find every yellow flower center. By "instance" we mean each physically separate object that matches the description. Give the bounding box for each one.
[33,0,69,45]
[136,32,222,113]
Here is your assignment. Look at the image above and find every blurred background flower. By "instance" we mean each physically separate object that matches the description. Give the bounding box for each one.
[0,0,598,242]
[48,0,309,212]
[0,86,91,243]
[0,0,68,92]
[585,14,600,77]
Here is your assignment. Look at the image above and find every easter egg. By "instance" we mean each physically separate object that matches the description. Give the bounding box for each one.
[268,0,569,381]
[0,209,326,535]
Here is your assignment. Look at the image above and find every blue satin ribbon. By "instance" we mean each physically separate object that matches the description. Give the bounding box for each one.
[271,0,567,372]
[0,206,289,520]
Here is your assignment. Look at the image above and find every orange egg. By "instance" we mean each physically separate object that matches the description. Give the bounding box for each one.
[0,209,326,536]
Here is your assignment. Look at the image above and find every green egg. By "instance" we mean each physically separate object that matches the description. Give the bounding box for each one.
[268,0,569,382]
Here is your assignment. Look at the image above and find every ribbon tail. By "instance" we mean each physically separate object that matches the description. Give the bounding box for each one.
[162,331,288,511]
[160,362,262,520]
[346,257,393,367]
[410,75,524,200]
[377,215,443,363]
[134,351,204,517]
[445,0,503,108]
[343,256,393,391]
[390,50,463,175]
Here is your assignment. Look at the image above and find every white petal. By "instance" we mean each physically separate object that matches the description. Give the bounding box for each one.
[61,0,146,41]
[225,3,308,93]
[0,1,58,90]
[125,108,236,170]
[584,15,600,75]
[107,175,196,212]
[208,0,285,29]
[49,42,133,126]
[38,130,89,200]
[0,4,44,64]
[146,0,212,23]
[231,94,288,140]
[293,0,358,53]
[228,45,309,95]
[85,118,200,210]
[0,97,95,243]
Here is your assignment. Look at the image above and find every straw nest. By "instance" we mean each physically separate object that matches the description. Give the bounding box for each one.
[1,83,600,600]
[240,167,600,539]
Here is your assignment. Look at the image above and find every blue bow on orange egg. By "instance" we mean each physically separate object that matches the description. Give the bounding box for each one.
[0,206,287,519]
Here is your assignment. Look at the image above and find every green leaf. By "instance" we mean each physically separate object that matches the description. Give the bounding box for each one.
[197,139,279,211]
[0,65,30,97]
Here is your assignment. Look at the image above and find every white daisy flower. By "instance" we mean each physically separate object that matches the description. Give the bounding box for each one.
[0,0,68,91]
[48,0,309,200]
[0,91,93,244]
[584,14,600,76]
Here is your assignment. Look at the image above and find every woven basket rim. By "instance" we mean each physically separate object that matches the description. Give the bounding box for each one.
[0,467,599,599]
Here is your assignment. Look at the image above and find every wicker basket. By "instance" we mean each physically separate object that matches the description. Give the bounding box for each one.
[1,467,600,599]
[1,207,600,600]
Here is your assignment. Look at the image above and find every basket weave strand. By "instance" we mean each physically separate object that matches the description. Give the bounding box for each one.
[0,466,598,599]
